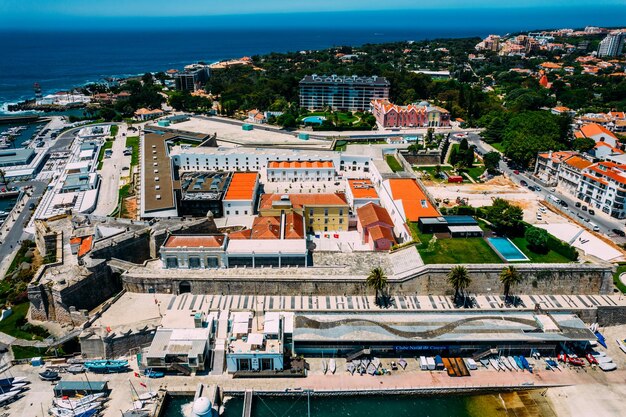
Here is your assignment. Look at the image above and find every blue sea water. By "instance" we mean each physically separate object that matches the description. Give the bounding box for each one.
[1,8,625,111]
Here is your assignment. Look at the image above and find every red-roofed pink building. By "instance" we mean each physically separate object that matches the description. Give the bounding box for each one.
[356,203,395,251]
[370,99,450,129]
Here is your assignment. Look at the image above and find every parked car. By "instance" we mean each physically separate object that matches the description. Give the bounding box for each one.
[582,206,588,211]
[612,228,625,237]
[575,202,581,208]
[559,201,568,207]
[28,202,36,210]
[588,209,595,215]
[513,170,520,175]
[520,180,528,186]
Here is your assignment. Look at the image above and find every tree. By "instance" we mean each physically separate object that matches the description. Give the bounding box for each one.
[483,115,506,144]
[500,266,523,301]
[0,169,7,188]
[447,266,471,306]
[366,267,388,307]
[459,138,469,152]
[572,137,595,153]
[407,143,422,155]
[481,198,524,236]
[483,151,501,174]
[426,128,434,143]
[525,226,549,254]
[98,107,116,121]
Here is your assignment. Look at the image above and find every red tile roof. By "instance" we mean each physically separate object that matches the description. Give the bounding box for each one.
[357,202,393,228]
[563,156,592,170]
[224,172,258,201]
[387,178,440,221]
[164,235,225,248]
[348,179,379,199]
[268,161,334,169]
[579,123,618,140]
[77,236,93,257]
[259,193,348,210]
[368,225,395,242]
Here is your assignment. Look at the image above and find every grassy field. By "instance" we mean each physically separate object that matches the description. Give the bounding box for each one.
[11,345,48,360]
[464,166,485,181]
[96,140,114,170]
[117,184,132,218]
[490,142,505,152]
[385,155,404,172]
[6,241,36,275]
[511,237,572,263]
[0,303,49,340]
[613,264,626,293]
[419,237,503,264]
[126,136,140,166]
[415,165,453,182]
[109,124,119,138]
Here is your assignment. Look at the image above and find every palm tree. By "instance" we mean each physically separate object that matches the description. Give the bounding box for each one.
[447,266,471,306]
[0,169,7,188]
[500,266,523,301]
[366,267,388,306]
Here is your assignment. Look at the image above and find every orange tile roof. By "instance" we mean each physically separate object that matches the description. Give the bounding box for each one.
[164,235,225,248]
[251,216,281,239]
[70,237,81,245]
[224,172,258,201]
[563,156,592,170]
[259,193,348,210]
[586,162,626,185]
[78,236,93,257]
[357,202,393,228]
[228,229,252,239]
[228,213,305,240]
[579,123,618,140]
[283,213,305,239]
[594,141,624,154]
[387,178,440,221]
[267,161,334,169]
[348,179,379,199]
[368,225,395,243]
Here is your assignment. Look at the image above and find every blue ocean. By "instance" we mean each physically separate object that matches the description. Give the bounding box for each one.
[1,8,625,111]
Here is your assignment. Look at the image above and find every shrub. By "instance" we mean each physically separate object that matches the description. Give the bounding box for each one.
[547,235,579,261]
[525,226,549,254]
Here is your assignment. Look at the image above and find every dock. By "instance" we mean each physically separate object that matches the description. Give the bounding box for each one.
[242,389,253,417]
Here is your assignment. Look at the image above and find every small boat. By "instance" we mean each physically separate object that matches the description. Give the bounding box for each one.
[398,358,407,370]
[54,393,105,410]
[590,322,598,333]
[499,356,513,371]
[590,350,606,358]
[513,356,524,370]
[586,353,598,365]
[599,362,617,372]
[321,360,328,375]
[122,411,149,417]
[568,357,585,367]
[479,359,490,368]
[9,383,27,391]
[39,370,60,381]
[346,362,355,375]
[143,369,164,378]
[507,356,519,371]
[367,363,377,375]
[616,339,626,354]
[489,358,501,371]
[595,355,614,364]
[520,356,532,373]
[372,357,381,369]
[329,359,336,374]
[49,403,100,417]
[594,331,608,349]
[0,390,20,405]
[84,359,129,373]
[67,364,85,374]
[138,392,157,401]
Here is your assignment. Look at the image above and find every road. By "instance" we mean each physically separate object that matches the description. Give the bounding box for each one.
[467,132,626,241]
[93,124,131,216]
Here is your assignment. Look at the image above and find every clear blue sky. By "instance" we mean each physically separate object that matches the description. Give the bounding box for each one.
[1,0,624,30]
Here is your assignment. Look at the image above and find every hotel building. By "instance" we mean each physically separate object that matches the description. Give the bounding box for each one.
[299,74,390,111]
[370,99,451,129]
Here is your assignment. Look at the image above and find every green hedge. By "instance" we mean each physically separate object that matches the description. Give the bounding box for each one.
[547,234,579,261]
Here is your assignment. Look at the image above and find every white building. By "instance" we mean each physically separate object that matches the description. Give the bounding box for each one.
[222,172,259,216]
[266,160,336,182]
[346,178,380,209]
[577,161,626,219]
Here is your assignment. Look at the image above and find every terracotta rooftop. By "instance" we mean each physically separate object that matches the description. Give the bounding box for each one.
[387,178,440,221]
[224,172,258,201]
[357,202,393,228]
[368,225,395,242]
[563,156,593,171]
[78,236,93,258]
[259,193,348,210]
[268,161,334,169]
[163,235,225,248]
[348,179,379,199]
[579,123,618,140]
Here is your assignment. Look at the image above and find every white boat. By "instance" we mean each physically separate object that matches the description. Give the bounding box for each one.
[599,362,617,372]
[48,402,100,417]
[367,363,377,375]
[9,383,27,391]
[616,339,626,354]
[138,392,157,401]
[53,393,105,410]
[372,357,381,369]
[489,358,501,371]
[346,362,355,375]
[321,359,328,375]
[500,356,513,371]
[329,359,336,374]
[465,358,478,371]
[507,356,519,371]
[595,356,614,364]
[426,357,436,371]
[591,351,606,358]
[0,390,20,404]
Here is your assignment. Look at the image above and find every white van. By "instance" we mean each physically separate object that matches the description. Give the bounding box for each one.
[589,222,600,232]
[548,194,560,204]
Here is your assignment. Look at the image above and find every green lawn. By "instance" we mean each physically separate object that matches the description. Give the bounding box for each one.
[511,237,572,263]
[415,165,453,183]
[0,303,49,340]
[613,264,626,293]
[11,345,47,360]
[109,125,119,138]
[419,237,503,264]
[97,140,114,170]
[385,155,404,172]
[126,136,140,166]
[6,240,35,275]
[464,166,485,181]
[490,142,505,152]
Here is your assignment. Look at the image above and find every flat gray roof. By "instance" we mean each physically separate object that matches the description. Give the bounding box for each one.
[293,311,595,344]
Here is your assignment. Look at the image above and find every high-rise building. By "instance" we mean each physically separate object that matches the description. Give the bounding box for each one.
[597,31,625,57]
[299,74,390,111]
[175,65,210,91]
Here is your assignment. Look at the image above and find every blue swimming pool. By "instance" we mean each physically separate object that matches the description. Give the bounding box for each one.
[302,116,326,125]
[487,237,529,262]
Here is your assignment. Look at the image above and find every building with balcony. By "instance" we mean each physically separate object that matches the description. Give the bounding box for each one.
[259,193,349,233]
[175,65,210,92]
[266,161,335,183]
[577,161,626,219]
[598,31,625,57]
[370,99,451,129]
[534,151,579,186]
[299,74,390,111]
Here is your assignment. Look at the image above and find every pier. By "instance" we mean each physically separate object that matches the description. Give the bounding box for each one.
[0,115,45,125]
[242,389,253,417]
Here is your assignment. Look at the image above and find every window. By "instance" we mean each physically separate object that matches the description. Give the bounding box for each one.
[235,210,239,215]
[324,209,328,216]
[166,258,178,268]
[339,209,343,216]
[339,218,343,224]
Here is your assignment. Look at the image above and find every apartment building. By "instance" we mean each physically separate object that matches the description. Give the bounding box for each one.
[175,65,210,91]
[299,74,390,111]
[598,31,625,57]
[578,161,626,219]
[534,151,579,186]
[558,155,593,195]
[259,193,349,233]
[222,172,259,216]
[370,99,451,129]
[266,161,336,182]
